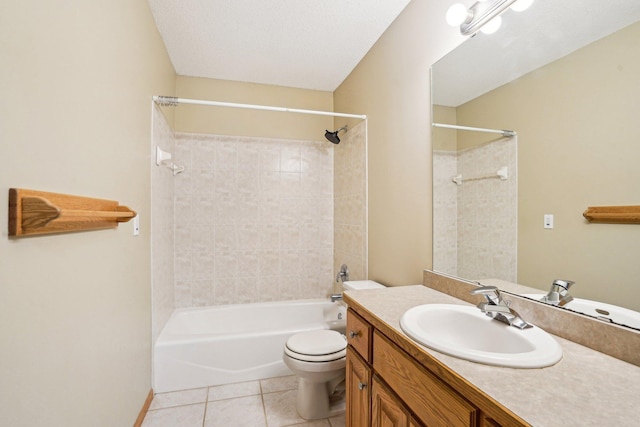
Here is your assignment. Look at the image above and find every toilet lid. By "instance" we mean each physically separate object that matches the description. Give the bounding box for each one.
[285,330,347,362]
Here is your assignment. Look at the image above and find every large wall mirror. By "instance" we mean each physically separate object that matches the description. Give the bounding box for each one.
[432,0,640,330]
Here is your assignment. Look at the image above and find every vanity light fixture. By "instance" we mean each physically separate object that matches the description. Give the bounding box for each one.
[446,0,535,36]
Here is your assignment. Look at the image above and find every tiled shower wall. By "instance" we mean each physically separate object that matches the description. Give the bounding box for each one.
[151,105,175,342]
[433,137,517,282]
[433,150,458,276]
[172,133,335,307]
[334,121,367,287]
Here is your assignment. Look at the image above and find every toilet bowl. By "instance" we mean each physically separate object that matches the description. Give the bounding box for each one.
[283,329,347,420]
[283,279,384,420]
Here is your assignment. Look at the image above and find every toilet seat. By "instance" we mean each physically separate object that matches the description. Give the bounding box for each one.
[285,330,347,362]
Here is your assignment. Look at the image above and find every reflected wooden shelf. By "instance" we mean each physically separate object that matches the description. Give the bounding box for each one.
[583,205,640,224]
[8,188,136,237]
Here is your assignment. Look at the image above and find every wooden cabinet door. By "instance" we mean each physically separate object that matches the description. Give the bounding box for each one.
[373,332,477,427]
[372,377,411,427]
[347,347,371,427]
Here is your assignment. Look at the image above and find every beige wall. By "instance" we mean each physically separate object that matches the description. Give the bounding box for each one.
[0,1,175,426]
[456,22,640,311]
[334,0,464,286]
[175,76,334,140]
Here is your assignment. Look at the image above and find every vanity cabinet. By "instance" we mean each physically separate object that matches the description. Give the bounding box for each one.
[345,308,526,427]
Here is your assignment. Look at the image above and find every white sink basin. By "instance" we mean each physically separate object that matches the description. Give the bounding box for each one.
[522,294,640,329]
[400,304,562,368]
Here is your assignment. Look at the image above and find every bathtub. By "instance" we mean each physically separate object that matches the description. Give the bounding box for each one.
[153,298,347,393]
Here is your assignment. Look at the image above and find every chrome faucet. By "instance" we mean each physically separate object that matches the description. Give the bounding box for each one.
[331,264,350,302]
[471,285,532,329]
[542,279,575,306]
[335,264,350,283]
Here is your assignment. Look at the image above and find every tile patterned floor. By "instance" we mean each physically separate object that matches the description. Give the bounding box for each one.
[142,376,346,427]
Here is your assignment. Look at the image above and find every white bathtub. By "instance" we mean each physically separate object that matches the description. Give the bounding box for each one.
[153,298,347,393]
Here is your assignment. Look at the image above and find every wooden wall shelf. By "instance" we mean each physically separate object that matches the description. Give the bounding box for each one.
[8,188,136,237]
[583,205,640,224]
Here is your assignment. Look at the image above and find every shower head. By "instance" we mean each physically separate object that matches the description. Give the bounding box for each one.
[324,126,348,144]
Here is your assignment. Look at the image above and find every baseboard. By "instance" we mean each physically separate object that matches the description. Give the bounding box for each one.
[133,389,154,427]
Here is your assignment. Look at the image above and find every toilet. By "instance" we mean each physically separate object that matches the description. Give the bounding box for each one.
[283,280,384,420]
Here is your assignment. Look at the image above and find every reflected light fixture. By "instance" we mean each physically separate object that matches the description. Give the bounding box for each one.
[446,0,534,36]
[480,15,502,34]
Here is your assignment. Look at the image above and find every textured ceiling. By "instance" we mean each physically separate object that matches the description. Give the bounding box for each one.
[148,0,412,91]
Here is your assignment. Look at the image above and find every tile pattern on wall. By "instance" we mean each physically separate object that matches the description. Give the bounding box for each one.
[173,133,335,307]
[433,150,459,276]
[151,105,176,342]
[333,121,367,287]
[457,137,517,281]
[433,137,517,282]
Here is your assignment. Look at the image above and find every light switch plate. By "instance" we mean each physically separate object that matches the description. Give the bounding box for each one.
[133,215,140,236]
[544,214,554,229]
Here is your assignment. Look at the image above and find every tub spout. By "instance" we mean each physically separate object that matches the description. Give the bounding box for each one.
[330,294,343,302]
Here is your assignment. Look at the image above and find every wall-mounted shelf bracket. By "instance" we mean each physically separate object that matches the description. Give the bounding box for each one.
[8,188,137,237]
[156,146,184,175]
[583,205,640,224]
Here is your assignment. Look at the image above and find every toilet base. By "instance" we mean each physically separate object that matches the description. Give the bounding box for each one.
[295,376,346,420]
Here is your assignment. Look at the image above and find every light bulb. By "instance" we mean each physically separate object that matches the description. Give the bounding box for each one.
[511,0,535,12]
[446,3,471,27]
[480,15,502,34]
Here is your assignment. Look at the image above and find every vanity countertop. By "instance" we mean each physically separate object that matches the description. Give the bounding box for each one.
[344,284,640,427]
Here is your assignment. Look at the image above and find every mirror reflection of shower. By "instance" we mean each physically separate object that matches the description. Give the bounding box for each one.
[324,126,347,144]
[432,121,518,282]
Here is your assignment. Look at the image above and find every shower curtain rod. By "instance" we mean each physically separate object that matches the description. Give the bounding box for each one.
[153,96,367,120]
[432,123,516,137]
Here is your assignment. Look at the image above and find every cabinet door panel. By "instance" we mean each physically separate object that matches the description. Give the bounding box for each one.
[347,347,371,427]
[373,332,477,427]
[372,377,409,427]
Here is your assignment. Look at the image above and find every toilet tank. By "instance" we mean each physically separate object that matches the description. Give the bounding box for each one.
[342,280,385,291]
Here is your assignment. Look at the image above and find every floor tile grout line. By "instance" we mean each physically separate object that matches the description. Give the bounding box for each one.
[146,401,206,412]
[201,387,210,427]
[259,379,270,427]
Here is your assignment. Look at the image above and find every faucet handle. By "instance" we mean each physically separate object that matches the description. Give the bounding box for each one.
[470,285,503,305]
[472,286,532,329]
[552,279,575,290]
[335,264,350,283]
